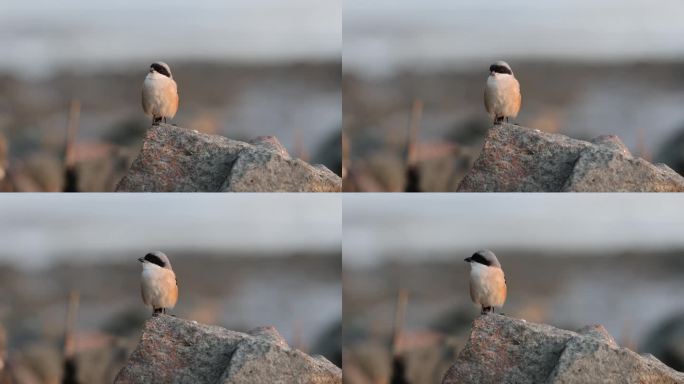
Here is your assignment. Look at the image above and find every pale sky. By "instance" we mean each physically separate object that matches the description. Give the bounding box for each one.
[344,0,684,76]
[0,0,341,77]
[344,194,684,268]
[0,194,341,268]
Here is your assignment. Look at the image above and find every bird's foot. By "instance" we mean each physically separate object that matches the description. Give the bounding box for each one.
[481,307,493,315]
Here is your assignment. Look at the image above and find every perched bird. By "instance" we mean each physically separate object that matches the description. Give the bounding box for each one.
[484,61,521,124]
[142,62,179,125]
[464,250,507,314]
[138,251,178,315]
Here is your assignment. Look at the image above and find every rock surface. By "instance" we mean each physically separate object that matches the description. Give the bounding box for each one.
[457,124,684,192]
[114,315,341,384]
[442,314,684,384]
[115,124,341,192]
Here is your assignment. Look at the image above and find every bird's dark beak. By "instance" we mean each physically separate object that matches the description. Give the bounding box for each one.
[138,257,144,263]
[464,257,472,263]
[490,71,495,76]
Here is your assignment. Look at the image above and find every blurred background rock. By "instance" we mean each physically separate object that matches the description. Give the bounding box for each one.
[342,0,684,191]
[0,195,342,384]
[0,0,341,191]
[343,194,684,383]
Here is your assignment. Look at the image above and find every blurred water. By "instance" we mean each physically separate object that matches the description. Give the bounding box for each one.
[344,0,684,76]
[0,0,341,78]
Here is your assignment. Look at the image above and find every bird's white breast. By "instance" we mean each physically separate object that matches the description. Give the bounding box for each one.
[141,263,177,309]
[142,73,178,118]
[484,73,521,119]
[469,263,507,308]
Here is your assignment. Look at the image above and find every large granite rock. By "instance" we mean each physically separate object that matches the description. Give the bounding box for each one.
[442,314,684,384]
[114,315,341,384]
[115,124,341,192]
[457,124,684,192]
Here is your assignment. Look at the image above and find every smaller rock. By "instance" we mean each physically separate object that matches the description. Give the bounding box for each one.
[548,333,682,384]
[589,135,630,155]
[562,145,684,192]
[247,326,289,348]
[249,136,290,158]
[576,324,617,347]
[219,334,341,384]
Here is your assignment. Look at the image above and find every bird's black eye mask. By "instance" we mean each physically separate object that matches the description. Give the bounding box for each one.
[466,253,491,266]
[489,64,512,75]
[144,253,166,268]
[151,63,171,78]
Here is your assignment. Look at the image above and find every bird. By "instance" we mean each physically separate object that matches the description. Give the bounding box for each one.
[464,250,507,314]
[484,61,521,124]
[142,62,179,125]
[138,251,178,316]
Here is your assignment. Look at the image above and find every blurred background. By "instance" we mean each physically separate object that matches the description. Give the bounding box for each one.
[0,0,341,192]
[0,194,341,383]
[343,194,684,383]
[342,0,684,191]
